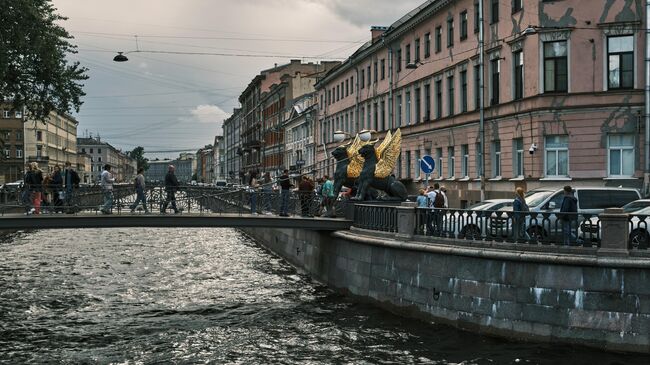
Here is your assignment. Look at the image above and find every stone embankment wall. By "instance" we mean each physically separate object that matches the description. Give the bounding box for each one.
[242,227,650,354]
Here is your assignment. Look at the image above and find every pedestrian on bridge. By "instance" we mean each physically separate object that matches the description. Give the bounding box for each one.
[249,171,259,215]
[321,175,335,218]
[161,165,179,214]
[130,168,149,213]
[278,169,293,217]
[100,164,115,214]
[51,165,64,213]
[24,162,43,215]
[63,161,80,213]
[298,175,315,217]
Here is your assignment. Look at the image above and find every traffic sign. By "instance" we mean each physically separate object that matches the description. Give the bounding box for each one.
[296,159,305,166]
[420,155,435,174]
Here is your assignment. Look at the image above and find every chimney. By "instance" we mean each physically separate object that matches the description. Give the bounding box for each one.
[371,26,388,42]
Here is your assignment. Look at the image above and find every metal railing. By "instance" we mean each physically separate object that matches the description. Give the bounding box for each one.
[353,204,398,233]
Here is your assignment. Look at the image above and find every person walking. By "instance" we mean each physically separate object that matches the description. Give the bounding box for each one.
[426,183,445,236]
[51,165,64,212]
[63,161,80,212]
[321,175,335,218]
[416,189,428,207]
[512,187,530,242]
[560,185,578,245]
[100,164,115,214]
[298,176,315,217]
[278,169,293,217]
[249,171,259,215]
[261,171,273,214]
[161,165,179,214]
[130,167,149,213]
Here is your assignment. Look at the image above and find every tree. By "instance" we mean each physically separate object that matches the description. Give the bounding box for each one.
[0,0,88,121]
[128,146,149,171]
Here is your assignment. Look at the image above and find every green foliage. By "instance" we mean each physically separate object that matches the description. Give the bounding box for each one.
[0,0,88,120]
[128,146,150,171]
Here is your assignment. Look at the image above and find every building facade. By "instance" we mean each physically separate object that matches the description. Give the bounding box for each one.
[213,135,225,182]
[76,152,92,184]
[283,93,317,176]
[195,145,213,183]
[222,109,242,184]
[23,111,78,175]
[0,105,24,183]
[315,0,647,207]
[77,136,134,183]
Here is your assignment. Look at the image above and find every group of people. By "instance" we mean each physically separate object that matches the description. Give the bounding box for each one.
[22,161,80,215]
[246,171,338,218]
[99,164,179,215]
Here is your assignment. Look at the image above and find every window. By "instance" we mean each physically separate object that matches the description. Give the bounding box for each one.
[447,75,455,116]
[490,58,500,105]
[513,50,524,100]
[36,131,43,141]
[366,107,371,130]
[98,148,101,153]
[608,135,634,177]
[461,144,469,177]
[367,65,371,86]
[345,79,349,96]
[436,148,443,178]
[424,84,431,121]
[15,131,21,140]
[336,85,340,101]
[424,32,431,58]
[406,91,412,125]
[3,147,9,158]
[415,150,421,179]
[448,147,455,177]
[36,145,42,158]
[608,35,634,89]
[460,70,468,112]
[98,157,102,162]
[544,41,568,92]
[380,101,386,130]
[397,94,402,127]
[513,0,523,13]
[406,151,411,178]
[373,102,379,131]
[360,107,365,131]
[545,135,569,177]
[90,148,93,154]
[474,64,481,110]
[492,141,501,177]
[490,0,499,24]
[474,1,480,33]
[16,146,23,158]
[381,59,386,80]
[360,69,365,89]
[2,110,9,118]
[350,76,354,93]
[397,48,402,72]
[374,61,378,84]
[15,111,22,118]
[513,138,524,177]
[460,11,468,40]
[435,26,442,53]
[447,18,454,47]
[405,44,411,65]
[435,79,443,119]
[415,87,421,123]
[415,38,421,62]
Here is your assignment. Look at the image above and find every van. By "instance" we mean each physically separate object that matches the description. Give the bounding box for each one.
[494,187,641,239]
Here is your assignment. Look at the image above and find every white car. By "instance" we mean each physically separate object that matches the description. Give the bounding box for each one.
[578,203,650,248]
[441,199,513,239]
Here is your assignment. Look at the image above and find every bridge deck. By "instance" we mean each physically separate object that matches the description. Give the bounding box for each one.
[0,213,352,231]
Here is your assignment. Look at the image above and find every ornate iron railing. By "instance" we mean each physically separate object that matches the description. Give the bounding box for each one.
[352,204,398,233]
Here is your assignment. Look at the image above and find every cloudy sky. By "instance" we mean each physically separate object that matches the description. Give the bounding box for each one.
[53,0,424,158]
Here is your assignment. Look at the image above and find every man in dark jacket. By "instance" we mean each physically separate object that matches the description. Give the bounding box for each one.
[298,176,315,217]
[278,169,293,217]
[63,161,80,212]
[161,165,179,214]
[560,185,578,245]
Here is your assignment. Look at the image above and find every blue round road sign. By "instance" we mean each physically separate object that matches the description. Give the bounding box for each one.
[420,155,435,174]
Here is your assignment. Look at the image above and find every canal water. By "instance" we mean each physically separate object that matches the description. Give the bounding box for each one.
[0,228,645,364]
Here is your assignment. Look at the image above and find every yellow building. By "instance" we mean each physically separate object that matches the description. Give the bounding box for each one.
[23,111,78,173]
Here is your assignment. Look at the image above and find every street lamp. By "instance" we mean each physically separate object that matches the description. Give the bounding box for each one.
[521,25,538,36]
[113,52,128,62]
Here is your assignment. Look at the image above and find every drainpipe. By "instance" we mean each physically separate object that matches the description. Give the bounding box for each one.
[385,36,394,130]
[355,62,360,133]
[479,0,486,201]
[643,0,650,196]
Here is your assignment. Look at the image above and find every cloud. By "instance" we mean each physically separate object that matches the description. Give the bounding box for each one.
[307,0,425,27]
[189,104,231,135]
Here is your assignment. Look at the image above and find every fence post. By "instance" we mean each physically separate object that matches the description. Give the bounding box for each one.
[598,208,629,256]
[395,202,417,240]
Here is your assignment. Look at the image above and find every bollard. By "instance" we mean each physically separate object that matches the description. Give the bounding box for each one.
[395,202,417,240]
[598,208,629,256]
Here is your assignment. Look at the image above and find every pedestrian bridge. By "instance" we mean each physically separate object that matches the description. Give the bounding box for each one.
[0,212,352,231]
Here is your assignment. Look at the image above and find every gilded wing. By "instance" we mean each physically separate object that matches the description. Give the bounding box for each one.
[375,128,402,179]
[346,135,364,178]
[375,130,392,159]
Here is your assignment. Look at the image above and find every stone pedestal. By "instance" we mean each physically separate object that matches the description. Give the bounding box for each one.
[395,202,417,240]
[598,208,629,257]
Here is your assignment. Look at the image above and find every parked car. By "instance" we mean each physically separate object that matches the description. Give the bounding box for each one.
[441,199,513,239]
[579,199,650,243]
[627,207,650,249]
[492,187,641,241]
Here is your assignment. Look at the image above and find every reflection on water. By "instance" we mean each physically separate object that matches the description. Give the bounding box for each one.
[0,228,645,364]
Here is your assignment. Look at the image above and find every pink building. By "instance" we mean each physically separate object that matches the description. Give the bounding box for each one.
[315,0,647,207]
